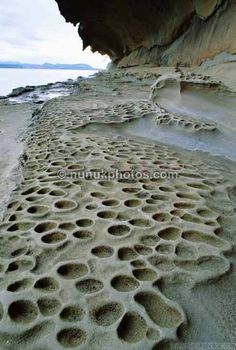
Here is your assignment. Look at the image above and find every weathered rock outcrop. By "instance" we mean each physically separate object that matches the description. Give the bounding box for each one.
[55,0,236,67]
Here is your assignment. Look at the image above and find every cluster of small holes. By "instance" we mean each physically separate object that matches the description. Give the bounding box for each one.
[0,93,233,349]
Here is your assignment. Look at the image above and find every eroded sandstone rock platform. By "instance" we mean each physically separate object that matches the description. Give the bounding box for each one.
[0,67,235,349]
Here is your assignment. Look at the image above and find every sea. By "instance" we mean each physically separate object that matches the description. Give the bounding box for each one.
[0,68,97,96]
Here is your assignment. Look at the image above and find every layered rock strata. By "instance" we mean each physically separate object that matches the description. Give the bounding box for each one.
[55,0,236,67]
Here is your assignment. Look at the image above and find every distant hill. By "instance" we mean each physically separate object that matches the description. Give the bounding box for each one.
[0,62,97,70]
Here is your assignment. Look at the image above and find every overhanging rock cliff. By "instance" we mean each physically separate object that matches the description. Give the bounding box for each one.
[55,0,236,67]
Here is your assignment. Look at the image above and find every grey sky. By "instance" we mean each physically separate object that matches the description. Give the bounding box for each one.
[0,0,110,68]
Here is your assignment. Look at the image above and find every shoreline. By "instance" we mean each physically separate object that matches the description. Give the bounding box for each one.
[0,69,98,98]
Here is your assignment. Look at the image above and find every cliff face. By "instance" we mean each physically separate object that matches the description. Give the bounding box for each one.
[55,0,236,67]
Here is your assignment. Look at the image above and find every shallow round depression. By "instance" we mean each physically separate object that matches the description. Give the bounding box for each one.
[73,230,94,240]
[108,224,131,237]
[27,205,48,216]
[42,231,67,244]
[54,199,77,211]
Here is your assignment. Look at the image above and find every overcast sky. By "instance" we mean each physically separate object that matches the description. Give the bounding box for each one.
[0,0,110,68]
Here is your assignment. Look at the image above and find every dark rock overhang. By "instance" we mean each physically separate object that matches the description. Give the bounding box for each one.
[55,0,236,67]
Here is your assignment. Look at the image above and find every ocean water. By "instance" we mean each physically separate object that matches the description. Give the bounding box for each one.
[0,68,97,96]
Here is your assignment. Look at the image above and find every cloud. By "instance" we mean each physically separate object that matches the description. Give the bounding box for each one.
[0,0,110,68]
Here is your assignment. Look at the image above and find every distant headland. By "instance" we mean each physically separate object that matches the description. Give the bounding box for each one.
[0,61,97,70]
